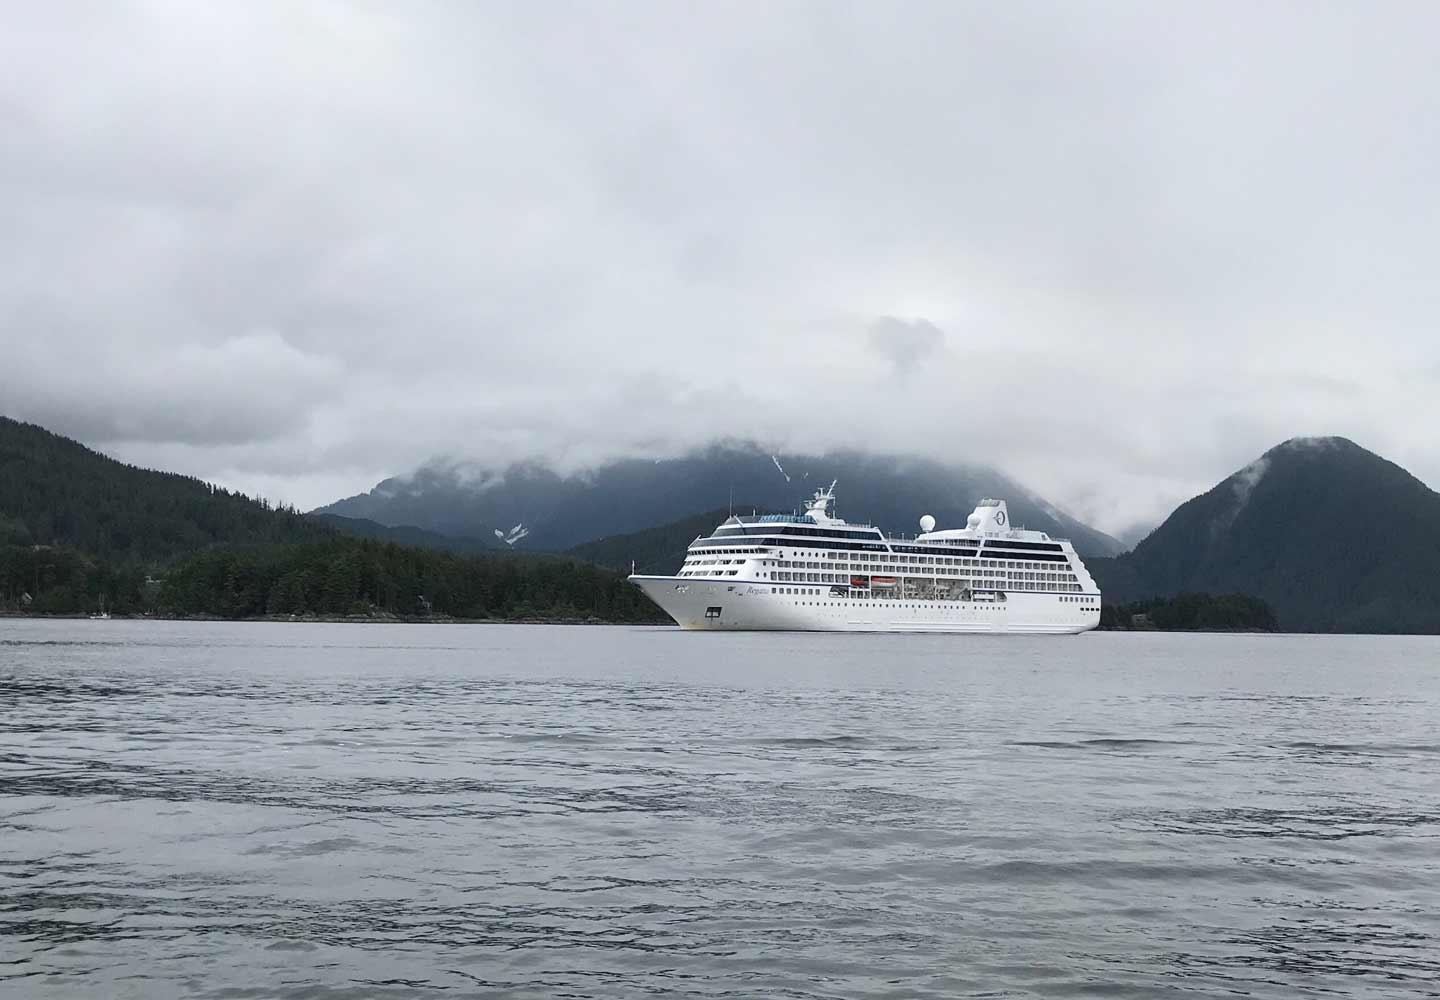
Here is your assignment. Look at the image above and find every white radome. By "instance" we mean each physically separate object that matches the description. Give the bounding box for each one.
[919,514,937,532]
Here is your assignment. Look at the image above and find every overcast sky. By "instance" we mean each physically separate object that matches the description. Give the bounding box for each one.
[4,2,1439,536]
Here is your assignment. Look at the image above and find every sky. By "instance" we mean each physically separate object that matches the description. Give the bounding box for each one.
[4,2,1439,537]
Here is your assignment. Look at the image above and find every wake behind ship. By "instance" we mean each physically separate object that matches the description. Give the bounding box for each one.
[629,484,1101,634]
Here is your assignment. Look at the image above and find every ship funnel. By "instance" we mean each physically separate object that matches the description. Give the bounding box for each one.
[968,499,1010,534]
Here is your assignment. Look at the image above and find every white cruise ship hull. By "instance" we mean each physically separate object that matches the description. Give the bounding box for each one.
[631,576,1099,634]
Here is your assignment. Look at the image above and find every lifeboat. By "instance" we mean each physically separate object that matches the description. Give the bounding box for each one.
[871,576,898,588]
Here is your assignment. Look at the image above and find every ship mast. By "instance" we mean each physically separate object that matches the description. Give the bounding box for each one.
[805,480,839,524]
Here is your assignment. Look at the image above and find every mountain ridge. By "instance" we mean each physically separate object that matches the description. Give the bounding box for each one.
[1089,436,1440,632]
[311,513,497,555]
[316,444,1127,558]
[567,506,769,575]
[9,414,1440,632]
[0,415,658,622]
[0,415,330,563]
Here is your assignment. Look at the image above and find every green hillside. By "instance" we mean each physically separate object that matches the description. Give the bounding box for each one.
[313,513,496,555]
[567,507,766,574]
[1091,437,1440,633]
[0,417,659,621]
[0,416,328,563]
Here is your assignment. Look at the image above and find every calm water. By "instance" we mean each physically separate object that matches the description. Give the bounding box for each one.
[3,621,1439,999]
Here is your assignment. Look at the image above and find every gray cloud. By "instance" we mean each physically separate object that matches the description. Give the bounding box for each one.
[3,2,1440,532]
[868,317,946,375]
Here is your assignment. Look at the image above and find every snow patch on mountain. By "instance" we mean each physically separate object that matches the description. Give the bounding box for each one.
[494,523,530,545]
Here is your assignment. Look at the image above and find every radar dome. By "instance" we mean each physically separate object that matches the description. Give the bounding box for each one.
[919,514,936,532]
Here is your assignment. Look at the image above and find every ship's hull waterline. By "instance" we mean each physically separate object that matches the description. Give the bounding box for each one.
[630,576,1098,634]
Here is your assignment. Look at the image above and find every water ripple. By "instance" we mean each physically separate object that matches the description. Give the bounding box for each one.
[3,621,1440,998]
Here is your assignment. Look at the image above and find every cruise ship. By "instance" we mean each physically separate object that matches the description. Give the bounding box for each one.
[629,483,1101,633]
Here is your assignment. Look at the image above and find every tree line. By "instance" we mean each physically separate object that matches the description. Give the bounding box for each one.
[160,538,663,621]
[1,537,665,622]
[1100,592,1278,631]
[0,417,664,622]
[1,416,330,565]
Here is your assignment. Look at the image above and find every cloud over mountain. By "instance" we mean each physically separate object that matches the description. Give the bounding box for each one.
[4,3,1440,532]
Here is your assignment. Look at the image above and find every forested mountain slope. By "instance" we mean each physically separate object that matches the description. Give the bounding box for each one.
[0,417,656,621]
[1090,437,1440,632]
[0,417,327,563]
[313,513,496,555]
[567,507,752,574]
[319,445,1125,557]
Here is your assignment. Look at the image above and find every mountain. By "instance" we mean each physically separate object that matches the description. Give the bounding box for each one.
[0,415,510,564]
[312,513,496,555]
[1113,520,1158,552]
[568,507,763,574]
[1090,437,1440,633]
[317,445,1126,557]
[0,416,329,563]
[0,415,657,621]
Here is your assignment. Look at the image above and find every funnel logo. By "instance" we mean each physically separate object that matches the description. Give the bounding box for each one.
[995,509,1006,526]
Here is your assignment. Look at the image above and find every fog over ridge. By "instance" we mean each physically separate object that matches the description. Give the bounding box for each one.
[3,2,1439,534]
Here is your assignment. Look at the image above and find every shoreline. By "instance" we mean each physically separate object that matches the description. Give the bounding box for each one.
[0,611,669,626]
[4,613,1425,635]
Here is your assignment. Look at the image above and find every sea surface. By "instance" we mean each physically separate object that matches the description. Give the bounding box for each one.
[3,620,1439,999]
